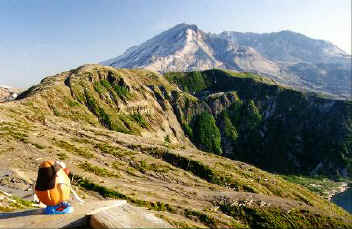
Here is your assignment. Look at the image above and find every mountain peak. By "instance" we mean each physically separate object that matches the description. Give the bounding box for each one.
[161,23,201,38]
[158,23,202,40]
[102,24,351,98]
[169,23,200,32]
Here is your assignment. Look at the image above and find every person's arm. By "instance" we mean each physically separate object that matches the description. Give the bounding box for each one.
[71,186,85,203]
[30,183,39,203]
[57,183,66,203]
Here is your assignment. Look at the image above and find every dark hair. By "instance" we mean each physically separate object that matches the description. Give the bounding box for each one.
[35,165,57,191]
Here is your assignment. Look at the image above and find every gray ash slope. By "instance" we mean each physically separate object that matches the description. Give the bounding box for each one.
[102,23,351,99]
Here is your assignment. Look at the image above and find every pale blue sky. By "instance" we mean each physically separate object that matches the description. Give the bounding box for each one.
[0,0,350,88]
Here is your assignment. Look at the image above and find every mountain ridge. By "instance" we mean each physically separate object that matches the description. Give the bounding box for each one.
[102,23,351,99]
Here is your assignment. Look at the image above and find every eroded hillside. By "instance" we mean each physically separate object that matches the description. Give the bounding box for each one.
[165,69,352,177]
[0,65,351,228]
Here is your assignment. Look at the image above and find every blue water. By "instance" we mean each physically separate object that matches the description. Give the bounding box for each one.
[332,188,352,213]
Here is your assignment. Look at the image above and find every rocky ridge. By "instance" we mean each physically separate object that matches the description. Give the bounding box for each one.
[102,23,351,99]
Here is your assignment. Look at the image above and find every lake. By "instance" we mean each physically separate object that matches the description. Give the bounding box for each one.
[332,188,352,213]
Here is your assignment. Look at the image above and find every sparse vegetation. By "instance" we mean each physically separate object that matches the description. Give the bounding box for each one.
[79,161,120,178]
[130,112,148,128]
[99,78,130,99]
[31,142,46,150]
[0,146,15,155]
[95,143,135,157]
[53,139,94,159]
[218,201,350,229]
[73,175,175,212]
[167,69,352,178]
[143,147,256,192]
[113,84,130,98]
[193,112,222,155]
[182,122,193,139]
[0,122,29,143]
[64,97,80,107]
[57,152,68,160]
[0,65,351,228]
[184,209,216,227]
[132,159,171,174]
[164,135,170,144]
[165,71,207,94]
[84,90,114,130]
[281,175,346,198]
[221,111,239,142]
[0,194,36,212]
[11,196,34,208]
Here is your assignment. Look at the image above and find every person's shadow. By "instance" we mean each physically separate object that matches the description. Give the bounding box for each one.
[0,208,43,219]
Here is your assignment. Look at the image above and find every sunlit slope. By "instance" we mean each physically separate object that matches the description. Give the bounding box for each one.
[0,64,350,228]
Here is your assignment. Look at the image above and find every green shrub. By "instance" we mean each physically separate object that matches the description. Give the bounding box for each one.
[100,79,111,89]
[85,90,127,132]
[193,112,222,155]
[93,81,105,94]
[133,159,171,174]
[228,101,243,127]
[165,71,207,94]
[75,175,127,199]
[184,209,216,227]
[164,135,171,143]
[130,113,148,128]
[222,111,239,142]
[182,122,193,139]
[64,97,80,107]
[113,84,130,98]
[245,100,262,130]
[31,142,46,150]
[99,79,130,99]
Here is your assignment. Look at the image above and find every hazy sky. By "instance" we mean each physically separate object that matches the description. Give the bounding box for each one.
[0,0,350,88]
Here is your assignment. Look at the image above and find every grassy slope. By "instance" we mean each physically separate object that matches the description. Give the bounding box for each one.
[0,65,351,228]
[165,69,352,177]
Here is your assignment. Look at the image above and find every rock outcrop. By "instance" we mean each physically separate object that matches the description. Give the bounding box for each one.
[0,86,19,103]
